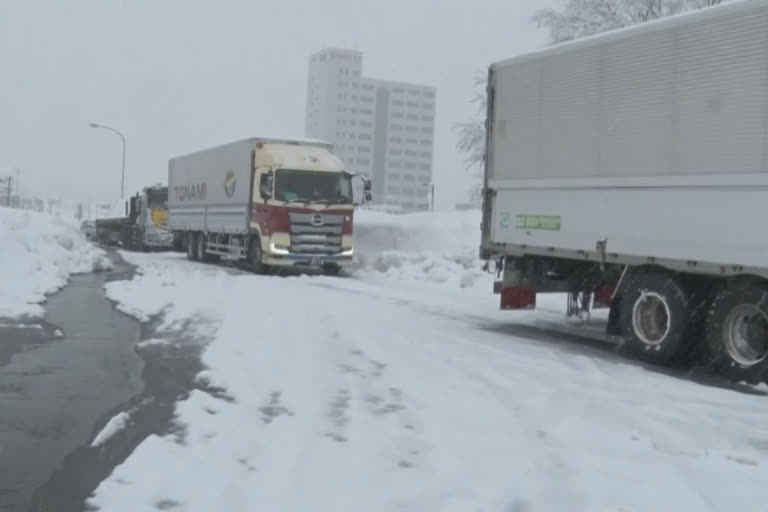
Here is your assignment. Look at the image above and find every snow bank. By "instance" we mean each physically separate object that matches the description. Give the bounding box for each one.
[0,207,112,319]
[353,209,492,289]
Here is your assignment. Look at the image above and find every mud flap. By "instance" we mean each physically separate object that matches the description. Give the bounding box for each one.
[500,286,537,310]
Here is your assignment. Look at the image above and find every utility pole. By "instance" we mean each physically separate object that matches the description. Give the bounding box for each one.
[430,183,435,212]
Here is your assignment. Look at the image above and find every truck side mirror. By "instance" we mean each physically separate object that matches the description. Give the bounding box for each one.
[259,172,273,200]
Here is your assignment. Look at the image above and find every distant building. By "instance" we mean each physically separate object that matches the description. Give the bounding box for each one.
[305,48,436,212]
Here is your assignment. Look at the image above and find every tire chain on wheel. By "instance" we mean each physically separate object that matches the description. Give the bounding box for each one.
[617,270,694,366]
[703,280,768,385]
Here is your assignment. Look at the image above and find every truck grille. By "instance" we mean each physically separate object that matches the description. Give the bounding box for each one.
[289,212,344,254]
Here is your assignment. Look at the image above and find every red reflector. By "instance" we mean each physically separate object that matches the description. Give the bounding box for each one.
[500,287,536,310]
[593,285,614,309]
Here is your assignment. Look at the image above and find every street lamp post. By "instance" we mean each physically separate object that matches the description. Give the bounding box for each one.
[89,123,126,199]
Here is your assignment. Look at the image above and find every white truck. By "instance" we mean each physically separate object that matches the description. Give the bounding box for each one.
[168,137,370,274]
[481,0,768,383]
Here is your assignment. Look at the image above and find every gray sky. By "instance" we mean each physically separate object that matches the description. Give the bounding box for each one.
[1,0,547,209]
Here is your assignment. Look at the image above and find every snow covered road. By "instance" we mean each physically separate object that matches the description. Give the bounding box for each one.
[90,249,768,512]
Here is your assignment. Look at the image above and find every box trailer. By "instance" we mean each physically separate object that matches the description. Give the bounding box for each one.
[168,137,370,274]
[481,0,768,383]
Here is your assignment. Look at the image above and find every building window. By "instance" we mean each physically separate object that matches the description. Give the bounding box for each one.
[359,133,372,141]
[422,115,434,122]
[420,139,432,145]
[360,120,372,128]
[392,112,403,119]
[407,89,421,97]
[391,124,403,131]
[358,145,370,153]
[421,102,434,110]
[360,108,373,115]
[387,186,400,194]
[424,90,435,98]
[407,113,418,120]
[405,150,418,157]
[405,137,418,144]
[389,136,402,143]
[421,126,431,134]
[389,149,402,156]
[407,101,418,109]
[403,175,415,182]
[393,87,405,93]
[406,126,417,133]
[421,151,431,158]
[419,163,431,171]
[356,158,370,166]
[389,173,400,180]
[392,100,404,106]
[389,160,401,168]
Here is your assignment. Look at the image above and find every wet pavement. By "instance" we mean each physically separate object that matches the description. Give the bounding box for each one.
[0,255,142,512]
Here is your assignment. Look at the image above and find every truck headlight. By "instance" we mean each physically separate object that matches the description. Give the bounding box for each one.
[269,242,290,255]
[341,248,353,257]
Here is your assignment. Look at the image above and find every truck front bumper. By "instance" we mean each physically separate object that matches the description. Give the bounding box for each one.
[263,246,356,268]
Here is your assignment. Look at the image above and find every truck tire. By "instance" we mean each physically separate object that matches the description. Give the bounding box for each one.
[249,236,266,274]
[187,232,198,261]
[703,280,768,384]
[618,270,692,365]
[197,233,213,263]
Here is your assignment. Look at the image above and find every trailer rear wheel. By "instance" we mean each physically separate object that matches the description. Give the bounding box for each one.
[186,232,198,261]
[618,271,691,365]
[703,281,768,384]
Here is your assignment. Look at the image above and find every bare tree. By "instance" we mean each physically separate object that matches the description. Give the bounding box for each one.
[453,72,487,204]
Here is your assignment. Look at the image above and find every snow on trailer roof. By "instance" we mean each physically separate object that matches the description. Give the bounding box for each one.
[169,136,336,161]
[491,0,760,70]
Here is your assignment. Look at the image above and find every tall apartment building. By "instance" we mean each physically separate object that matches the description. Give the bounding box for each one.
[305,48,436,212]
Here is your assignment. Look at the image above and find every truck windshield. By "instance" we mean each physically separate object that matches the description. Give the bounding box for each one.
[274,169,353,205]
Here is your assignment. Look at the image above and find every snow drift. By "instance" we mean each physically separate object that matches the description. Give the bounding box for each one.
[0,207,112,319]
[352,209,491,289]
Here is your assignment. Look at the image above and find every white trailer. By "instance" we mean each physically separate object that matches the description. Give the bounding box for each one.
[481,0,768,383]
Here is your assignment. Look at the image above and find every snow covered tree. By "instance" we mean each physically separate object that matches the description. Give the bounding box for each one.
[532,0,727,44]
[455,0,727,195]
[454,72,487,205]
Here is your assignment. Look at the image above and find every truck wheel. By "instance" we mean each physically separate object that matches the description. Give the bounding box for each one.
[187,232,198,261]
[249,237,265,274]
[703,280,768,384]
[618,270,692,365]
[197,233,212,263]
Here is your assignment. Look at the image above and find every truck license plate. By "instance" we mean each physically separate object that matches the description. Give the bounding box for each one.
[310,257,324,266]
